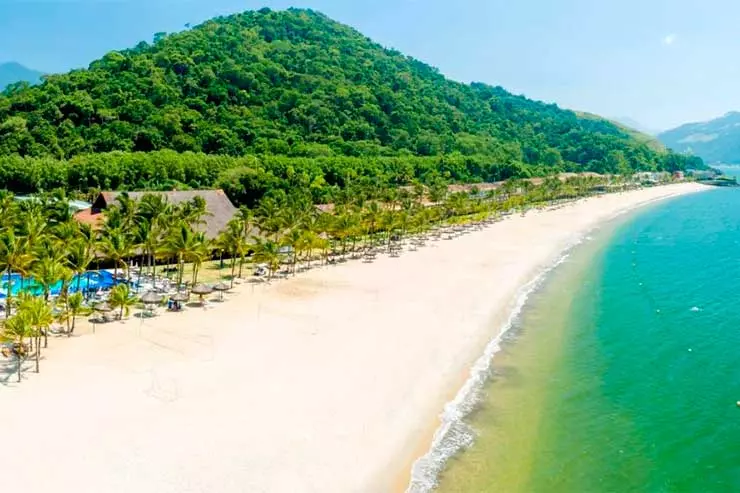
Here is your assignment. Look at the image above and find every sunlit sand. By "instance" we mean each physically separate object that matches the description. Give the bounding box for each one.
[0,183,708,493]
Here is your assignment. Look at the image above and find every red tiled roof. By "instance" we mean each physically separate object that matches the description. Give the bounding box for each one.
[73,208,105,229]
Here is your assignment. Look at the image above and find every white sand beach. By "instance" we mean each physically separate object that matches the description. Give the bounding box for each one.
[0,183,708,493]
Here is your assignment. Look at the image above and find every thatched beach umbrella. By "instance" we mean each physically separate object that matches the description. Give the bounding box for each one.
[191,284,213,305]
[212,282,231,301]
[94,302,113,313]
[140,291,164,305]
[170,291,190,302]
[140,291,164,317]
[91,302,113,332]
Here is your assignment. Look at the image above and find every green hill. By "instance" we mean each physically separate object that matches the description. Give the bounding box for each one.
[576,112,665,152]
[0,8,703,201]
[0,62,43,91]
[659,112,740,164]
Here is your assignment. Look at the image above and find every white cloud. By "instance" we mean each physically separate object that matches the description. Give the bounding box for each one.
[662,34,677,46]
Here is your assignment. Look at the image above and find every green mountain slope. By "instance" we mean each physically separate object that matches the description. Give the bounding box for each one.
[0,62,43,91]
[659,112,740,164]
[577,112,665,152]
[0,8,702,198]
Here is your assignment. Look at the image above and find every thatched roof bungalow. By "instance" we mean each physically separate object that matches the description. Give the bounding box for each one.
[74,190,238,239]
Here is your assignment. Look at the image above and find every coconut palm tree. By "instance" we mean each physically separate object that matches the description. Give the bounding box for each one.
[256,196,286,240]
[362,201,382,249]
[0,191,18,232]
[189,232,211,286]
[114,192,137,230]
[253,238,282,279]
[180,196,210,229]
[32,255,66,303]
[1,311,33,382]
[109,284,137,320]
[217,219,246,288]
[67,239,94,291]
[0,230,33,316]
[101,228,132,282]
[163,222,200,290]
[58,292,90,336]
[20,295,53,373]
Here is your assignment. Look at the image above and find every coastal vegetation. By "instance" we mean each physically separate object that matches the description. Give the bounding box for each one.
[0,173,635,382]
[0,9,704,207]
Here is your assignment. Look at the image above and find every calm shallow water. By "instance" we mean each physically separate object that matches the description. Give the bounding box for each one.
[438,188,740,492]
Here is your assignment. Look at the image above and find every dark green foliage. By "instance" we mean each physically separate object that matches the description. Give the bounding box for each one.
[0,8,703,201]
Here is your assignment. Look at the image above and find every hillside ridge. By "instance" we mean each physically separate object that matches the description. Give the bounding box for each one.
[0,8,703,199]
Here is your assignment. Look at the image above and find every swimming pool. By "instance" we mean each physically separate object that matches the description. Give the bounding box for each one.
[0,270,116,298]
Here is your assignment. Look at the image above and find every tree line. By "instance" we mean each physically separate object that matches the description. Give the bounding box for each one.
[0,149,704,209]
[0,173,623,382]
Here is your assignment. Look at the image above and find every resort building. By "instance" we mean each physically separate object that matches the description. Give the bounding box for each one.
[74,189,238,239]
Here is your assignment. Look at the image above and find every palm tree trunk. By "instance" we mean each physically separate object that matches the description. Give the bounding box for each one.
[35,333,40,372]
[5,267,12,317]
[17,352,22,382]
[151,251,157,288]
[137,259,143,293]
[64,290,71,336]
[177,254,184,290]
[230,256,237,288]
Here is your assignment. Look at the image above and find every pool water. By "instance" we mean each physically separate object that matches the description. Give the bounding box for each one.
[0,270,116,298]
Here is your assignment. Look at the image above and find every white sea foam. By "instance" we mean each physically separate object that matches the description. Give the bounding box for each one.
[405,241,582,493]
[404,195,687,492]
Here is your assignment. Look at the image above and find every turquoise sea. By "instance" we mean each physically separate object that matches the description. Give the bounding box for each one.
[436,186,740,492]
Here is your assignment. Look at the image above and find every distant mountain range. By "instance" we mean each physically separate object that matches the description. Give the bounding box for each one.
[612,117,660,136]
[659,112,740,164]
[0,62,43,91]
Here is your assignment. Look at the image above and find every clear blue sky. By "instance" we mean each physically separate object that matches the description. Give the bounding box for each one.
[0,0,736,131]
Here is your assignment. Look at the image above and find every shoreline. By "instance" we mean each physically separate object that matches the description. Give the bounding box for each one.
[402,185,707,492]
[0,183,710,493]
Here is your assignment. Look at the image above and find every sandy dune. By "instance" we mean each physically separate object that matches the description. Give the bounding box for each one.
[0,183,708,493]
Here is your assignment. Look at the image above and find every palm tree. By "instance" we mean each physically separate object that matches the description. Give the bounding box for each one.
[362,201,382,249]
[101,228,132,282]
[0,230,33,316]
[20,295,53,373]
[67,239,95,294]
[32,255,66,303]
[0,191,18,231]
[1,311,33,382]
[109,284,137,320]
[114,192,137,230]
[137,195,172,285]
[59,292,90,336]
[180,196,209,229]
[163,222,200,290]
[281,228,303,275]
[217,219,246,288]
[189,232,210,286]
[253,238,281,279]
[256,196,286,240]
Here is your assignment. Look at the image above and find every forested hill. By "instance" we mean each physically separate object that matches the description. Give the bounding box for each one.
[0,8,702,200]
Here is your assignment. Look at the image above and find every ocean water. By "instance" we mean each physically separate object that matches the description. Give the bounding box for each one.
[436,187,740,492]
